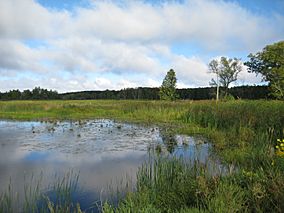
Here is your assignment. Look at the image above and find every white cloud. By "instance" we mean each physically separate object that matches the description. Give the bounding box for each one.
[237,65,264,86]
[0,39,45,72]
[0,0,283,92]
[0,0,69,39]
[146,78,161,88]
[71,1,164,42]
[95,77,113,89]
[68,0,283,50]
[170,55,211,87]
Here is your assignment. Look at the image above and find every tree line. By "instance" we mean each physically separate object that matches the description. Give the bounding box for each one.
[0,87,60,100]
[0,85,270,101]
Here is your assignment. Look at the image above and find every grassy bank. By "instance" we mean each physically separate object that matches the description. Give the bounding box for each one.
[0,100,190,123]
[0,99,284,212]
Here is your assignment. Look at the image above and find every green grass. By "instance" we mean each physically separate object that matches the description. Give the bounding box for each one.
[0,99,283,212]
[0,100,190,123]
[103,156,284,212]
[103,155,284,213]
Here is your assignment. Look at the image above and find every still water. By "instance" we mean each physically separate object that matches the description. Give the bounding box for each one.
[0,119,215,211]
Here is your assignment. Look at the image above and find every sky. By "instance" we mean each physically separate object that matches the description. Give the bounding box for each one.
[0,0,283,93]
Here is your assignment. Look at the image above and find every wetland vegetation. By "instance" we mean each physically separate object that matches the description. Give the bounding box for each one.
[0,99,283,212]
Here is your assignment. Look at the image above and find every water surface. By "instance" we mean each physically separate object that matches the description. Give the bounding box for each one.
[0,119,215,211]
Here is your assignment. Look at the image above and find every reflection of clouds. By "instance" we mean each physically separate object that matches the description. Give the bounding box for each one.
[0,119,221,209]
[0,150,146,208]
[0,119,156,203]
[172,135,211,163]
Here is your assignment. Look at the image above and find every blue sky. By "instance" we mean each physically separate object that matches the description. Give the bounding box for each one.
[0,0,283,92]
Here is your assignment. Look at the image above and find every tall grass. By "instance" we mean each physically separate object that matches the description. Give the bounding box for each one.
[0,100,282,131]
[104,154,284,212]
[181,100,283,136]
[0,171,81,213]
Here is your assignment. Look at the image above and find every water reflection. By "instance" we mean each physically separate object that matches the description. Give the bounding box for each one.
[0,119,215,212]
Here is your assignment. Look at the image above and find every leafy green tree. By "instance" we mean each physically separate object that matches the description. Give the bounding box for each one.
[209,57,242,98]
[245,41,284,99]
[159,69,178,101]
[22,90,32,100]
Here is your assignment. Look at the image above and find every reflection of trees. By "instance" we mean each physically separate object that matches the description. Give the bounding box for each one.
[159,128,177,154]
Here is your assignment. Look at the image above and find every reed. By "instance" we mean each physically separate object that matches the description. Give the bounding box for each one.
[0,171,80,213]
[104,154,284,212]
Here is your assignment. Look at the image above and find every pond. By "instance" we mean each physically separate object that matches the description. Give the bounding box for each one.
[0,119,219,212]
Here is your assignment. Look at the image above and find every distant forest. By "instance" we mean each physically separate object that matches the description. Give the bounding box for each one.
[0,85,271,100]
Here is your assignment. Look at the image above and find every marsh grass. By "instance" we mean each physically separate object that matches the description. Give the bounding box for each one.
[103,156,245,212]
[104,154,284,212]
[0,179,14,213]
[0,171,81,213]
[0,100,190,123]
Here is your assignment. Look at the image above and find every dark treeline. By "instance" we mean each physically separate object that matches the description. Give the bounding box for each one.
[61,85,270,100]
[178,85,271,100]
[62,87,160,100]
[0,85,270,100]
[0,87,60,100]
